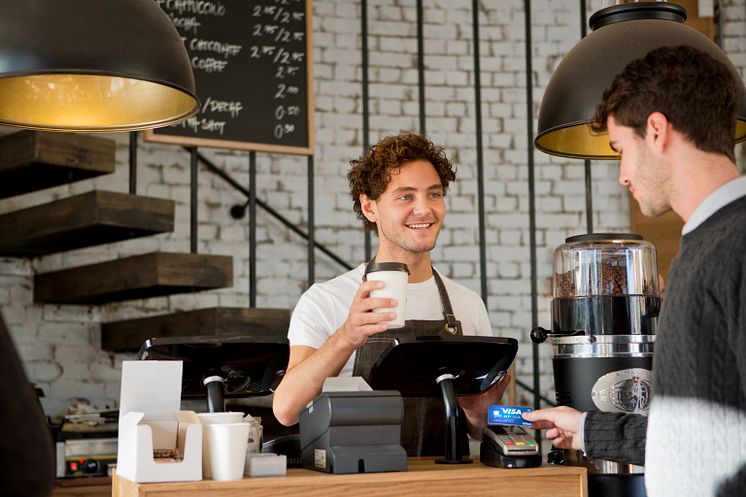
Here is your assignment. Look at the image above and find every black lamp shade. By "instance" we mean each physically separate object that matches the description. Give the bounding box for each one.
[535,2,746,160]
[0,0,198,132]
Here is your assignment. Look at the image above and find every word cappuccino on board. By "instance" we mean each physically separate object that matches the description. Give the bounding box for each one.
[156,0,226,16]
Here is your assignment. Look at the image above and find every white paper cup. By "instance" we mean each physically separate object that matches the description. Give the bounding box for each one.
[197,412,244,478]
[206,422,250,481]
[197,412,244,424]
[364,262,409,329]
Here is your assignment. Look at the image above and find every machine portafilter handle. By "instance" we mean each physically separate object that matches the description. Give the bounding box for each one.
[530,327,550,344]
[530,327,590,344]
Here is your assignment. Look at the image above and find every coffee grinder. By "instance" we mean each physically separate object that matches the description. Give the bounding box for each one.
[531,233,660,497]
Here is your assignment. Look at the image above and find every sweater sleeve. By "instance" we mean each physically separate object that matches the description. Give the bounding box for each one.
[584,411,647,466]
[734,259,746,414]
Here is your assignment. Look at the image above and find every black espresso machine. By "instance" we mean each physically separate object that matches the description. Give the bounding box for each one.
[531,233,660,497]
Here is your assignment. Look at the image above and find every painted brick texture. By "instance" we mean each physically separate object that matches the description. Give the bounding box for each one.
[0,0,743,418]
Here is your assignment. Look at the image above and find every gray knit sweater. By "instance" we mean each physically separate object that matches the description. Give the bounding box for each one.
[585,195,746,497]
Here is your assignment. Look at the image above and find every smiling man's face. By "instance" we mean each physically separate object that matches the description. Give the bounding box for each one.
[363,159,445,258]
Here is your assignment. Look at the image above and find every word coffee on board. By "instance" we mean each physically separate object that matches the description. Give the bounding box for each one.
[144,0,314,155]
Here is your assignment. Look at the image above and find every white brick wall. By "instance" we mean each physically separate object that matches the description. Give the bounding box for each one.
[0,0,744,418]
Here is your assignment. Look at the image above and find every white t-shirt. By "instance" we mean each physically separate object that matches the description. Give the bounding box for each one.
[287,263,494,376]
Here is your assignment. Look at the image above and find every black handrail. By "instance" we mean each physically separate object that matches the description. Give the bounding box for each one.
[189,147,353,271]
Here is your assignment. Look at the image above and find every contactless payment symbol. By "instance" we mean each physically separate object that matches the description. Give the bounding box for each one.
[488,405,533,427]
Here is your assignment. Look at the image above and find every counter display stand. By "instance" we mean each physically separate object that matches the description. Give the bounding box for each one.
[116,335,587,496]
[113,460,588,497]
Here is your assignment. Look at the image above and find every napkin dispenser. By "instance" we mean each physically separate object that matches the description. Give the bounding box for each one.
[299,390,406,474]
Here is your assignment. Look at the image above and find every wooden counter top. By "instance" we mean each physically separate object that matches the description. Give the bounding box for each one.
[113,459,587,497]
[53,477,112,497]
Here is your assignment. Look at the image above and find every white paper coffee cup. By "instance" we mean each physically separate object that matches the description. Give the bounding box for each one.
[206,422,250,481]
[364,262,409,329]
[197,412,244,478]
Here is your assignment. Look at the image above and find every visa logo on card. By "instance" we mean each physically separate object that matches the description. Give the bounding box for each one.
[488,405,533,427]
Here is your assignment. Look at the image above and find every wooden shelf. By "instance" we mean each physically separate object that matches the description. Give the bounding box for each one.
[0,130,115,199]
[34,252,233,305]
[101,307,291,352]
[0,190,175,257]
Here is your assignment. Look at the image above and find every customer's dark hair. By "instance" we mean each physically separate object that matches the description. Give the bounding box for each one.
[347,131,456,231]
[593,45,740,162]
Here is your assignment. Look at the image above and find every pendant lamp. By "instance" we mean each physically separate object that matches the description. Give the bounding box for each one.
[535,2,746,160]
[0,0,198,132]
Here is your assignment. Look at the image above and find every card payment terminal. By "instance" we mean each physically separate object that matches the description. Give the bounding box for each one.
[479,425,542,468]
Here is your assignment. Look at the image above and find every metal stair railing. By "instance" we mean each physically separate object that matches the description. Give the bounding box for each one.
[190,147,353,272]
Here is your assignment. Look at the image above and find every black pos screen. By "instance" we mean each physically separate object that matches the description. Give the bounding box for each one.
[367,336,518,396]
[138,335,289,398]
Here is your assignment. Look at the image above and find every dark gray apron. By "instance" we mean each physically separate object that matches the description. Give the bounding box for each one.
[352,269,469,457]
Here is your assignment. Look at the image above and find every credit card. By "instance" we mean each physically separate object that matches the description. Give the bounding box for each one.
[488,405,533,427]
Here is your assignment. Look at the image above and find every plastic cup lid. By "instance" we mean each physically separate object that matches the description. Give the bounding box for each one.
[363,261,409,278]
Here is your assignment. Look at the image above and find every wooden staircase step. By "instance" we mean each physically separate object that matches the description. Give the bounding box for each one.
[101,307,291,352]
[34,252,233,304]
[0,190,175,257]
[0,130,115,199]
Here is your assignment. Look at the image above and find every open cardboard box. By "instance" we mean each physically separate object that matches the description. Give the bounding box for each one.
[116,360,202,483]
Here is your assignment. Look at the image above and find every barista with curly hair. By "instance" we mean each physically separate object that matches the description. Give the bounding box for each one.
[273,131,507,456]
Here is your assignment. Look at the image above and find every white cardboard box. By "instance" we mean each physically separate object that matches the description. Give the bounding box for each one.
[116,360,202,483]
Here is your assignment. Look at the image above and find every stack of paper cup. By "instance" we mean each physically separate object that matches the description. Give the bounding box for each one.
[364,261,409,329]
[197,412,244,479]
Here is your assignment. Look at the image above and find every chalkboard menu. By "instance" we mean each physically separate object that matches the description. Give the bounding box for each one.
[144,0,314,155]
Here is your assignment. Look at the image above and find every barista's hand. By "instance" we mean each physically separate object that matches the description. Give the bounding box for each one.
[458,373,511,439]
[522,406,583,450]
[338,280,398,349]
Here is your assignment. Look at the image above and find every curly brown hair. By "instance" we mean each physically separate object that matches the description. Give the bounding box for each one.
[592,45,740,162]
[347,131,456,231]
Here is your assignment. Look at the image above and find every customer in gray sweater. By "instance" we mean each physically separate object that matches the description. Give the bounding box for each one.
[524,45,746,497]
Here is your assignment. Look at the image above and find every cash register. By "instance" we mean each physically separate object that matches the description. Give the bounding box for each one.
[299,335,518,473]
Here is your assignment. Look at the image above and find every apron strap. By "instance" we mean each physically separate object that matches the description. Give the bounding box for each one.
[431,270,460,335]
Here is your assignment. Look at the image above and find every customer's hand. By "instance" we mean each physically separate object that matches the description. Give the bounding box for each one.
[338,281,397,348]
[458,373,511,439]
[522,406,583,450]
